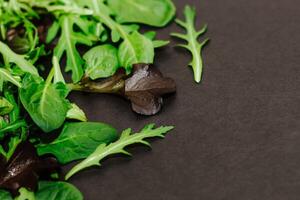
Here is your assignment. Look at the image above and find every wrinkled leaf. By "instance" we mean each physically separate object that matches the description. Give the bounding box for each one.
[37,122,118,164]
[0,142,59,196]
[125,63,176,115]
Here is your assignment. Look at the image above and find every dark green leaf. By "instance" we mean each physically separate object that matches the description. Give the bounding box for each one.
[19,74,70,132]
[107,0,176,27]
[37,122,118,164]
[36,182,83,200]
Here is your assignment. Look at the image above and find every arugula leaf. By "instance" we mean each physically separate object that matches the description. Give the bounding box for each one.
[83,44,119,80]
[76,0,154,71]
[19,74,70,132]
[50,15,96,83]
[35,181,83,200]
[37,122,118,164]
[118,31,154,72]
[171,5,209,83]
[0,41,38,75]
[65,124,174,179]
[107,0,176,27]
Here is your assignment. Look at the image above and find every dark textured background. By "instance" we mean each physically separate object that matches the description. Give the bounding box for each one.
[68,0,300,199]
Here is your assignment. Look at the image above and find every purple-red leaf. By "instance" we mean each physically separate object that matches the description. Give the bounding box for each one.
[0,142,59,196]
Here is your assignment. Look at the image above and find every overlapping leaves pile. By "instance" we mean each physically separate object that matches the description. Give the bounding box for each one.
[0,0,177,199]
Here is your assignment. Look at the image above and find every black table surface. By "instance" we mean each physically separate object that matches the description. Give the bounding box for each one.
[68,0,300,199]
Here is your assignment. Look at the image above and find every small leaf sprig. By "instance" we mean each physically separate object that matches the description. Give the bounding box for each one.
[171,5,209,83]
[65,124,174,179]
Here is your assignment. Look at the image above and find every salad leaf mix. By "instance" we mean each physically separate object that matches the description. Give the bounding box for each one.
[0,0,209,199]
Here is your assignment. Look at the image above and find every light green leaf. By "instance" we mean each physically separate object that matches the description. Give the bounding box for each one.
[0,68,22,88]
[118,31,154,72]
[15,188,35,200]
[0,41,38,75]
[0,97,13,115]
[66,124,174,179]
[37,122,118,164]
[35,181,83,200]
[19,74,70,132]
[171,5,209,83]
[83,44,119,80]
[66,103,87,122]
[107,0,176,27]
[53,15,96,83]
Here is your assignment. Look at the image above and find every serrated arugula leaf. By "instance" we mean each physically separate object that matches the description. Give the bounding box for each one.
[36,181,83,200]
[83,44,119,80]
[19,74,70,132]
[0,41,38,76]
[107,0,176,27]
[171,5,209,83]
[65,124,174,179]
[37,122,118,164]
[51,15,95,83]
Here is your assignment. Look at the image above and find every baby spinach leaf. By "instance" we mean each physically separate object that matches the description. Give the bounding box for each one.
[36,181,83,200]
[37,122,118,164]
[66,124,174,179]
[118,31,154,72]
[19,74,70,133]
[171,5,209,83]
[83,45,119,80]
[107,0,176,27]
